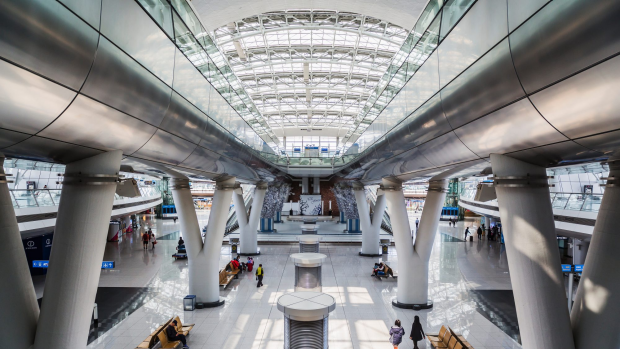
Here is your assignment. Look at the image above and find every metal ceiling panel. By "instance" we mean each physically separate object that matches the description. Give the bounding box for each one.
[3,136,103,164]
[437,0,508,88]
[453,99,567,158]
[159,92,210,145]
[81,37,171,126]
[39,94,157,154]
[58,0,102,29]
[386,94,452,155]
[529,55,620,139]
[100,0,175,86]
[199,119,230,152]
[172,50,213,114]
[402,51,440,117]
[507,0,548,33]
[0,60,77,134]
[510,0,620,94]
[418,131,478,167]
[179,146,222,174]
[0,0,99,90]
[507,141,604,168]
[574,130,620,156]
[132,129,197,165]
[0,129,30,149]
[440,39,524,129]
[398,147,436,175]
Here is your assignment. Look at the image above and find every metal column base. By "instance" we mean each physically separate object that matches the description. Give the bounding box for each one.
[199,297,226,308]
[391,299,433,310]
[359,252,382,257]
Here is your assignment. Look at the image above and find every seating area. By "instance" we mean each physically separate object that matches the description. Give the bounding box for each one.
[427,325,474,349]
[219,261,241,288]
[135,316,194,349]
[372,263,397,280]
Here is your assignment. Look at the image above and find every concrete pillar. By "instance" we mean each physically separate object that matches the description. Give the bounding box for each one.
[123,215,131,232]
[383,177,447,309]
[571,163,620,348]
[313,177,321,194]
[571,239,589,266]
[355,182,387,256]
[171,176,236,306]
[0,153,39,349]
[490,153,575,349]
[302,177,309,194]
[234,182,266,255]
[34,150,122,349]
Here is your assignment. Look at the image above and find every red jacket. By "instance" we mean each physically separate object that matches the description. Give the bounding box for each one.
[231,260,240,269]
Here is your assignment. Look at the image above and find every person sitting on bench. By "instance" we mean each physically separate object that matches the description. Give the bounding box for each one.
[373,263,386,277]
[166,320,189,348]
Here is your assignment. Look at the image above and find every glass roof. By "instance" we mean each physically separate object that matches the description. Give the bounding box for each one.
[213,10,408,133]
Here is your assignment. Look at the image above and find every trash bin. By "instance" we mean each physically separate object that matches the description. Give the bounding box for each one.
[183,295,196,311]
[230,238,239,254]
[380,239,390,254]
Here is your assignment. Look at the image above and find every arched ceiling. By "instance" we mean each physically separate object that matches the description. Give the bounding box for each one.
[192,0,427,32]
[210,10,409,134]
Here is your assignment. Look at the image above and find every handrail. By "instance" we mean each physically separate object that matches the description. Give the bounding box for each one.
[9,187,160,209]
[460,190,603,213]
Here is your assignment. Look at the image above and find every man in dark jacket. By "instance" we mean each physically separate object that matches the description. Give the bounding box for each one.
[166,320,189,348]
[477,226,483,240]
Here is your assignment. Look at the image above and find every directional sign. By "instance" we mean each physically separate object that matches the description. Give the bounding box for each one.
[574,264,584,273]
[32,260,115,269]
[561,264,573,273]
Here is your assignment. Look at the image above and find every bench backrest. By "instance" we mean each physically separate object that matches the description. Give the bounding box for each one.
[174,316,183,332]
[448,336,458,349]
[438,325,448,341]
[157,330,170,346]
[442,331,452,345]
[150,318,173,347]
[453,342,463,349]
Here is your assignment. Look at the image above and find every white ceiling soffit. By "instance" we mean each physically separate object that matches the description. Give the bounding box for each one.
[211,9,411,134]
[192,0,428,32]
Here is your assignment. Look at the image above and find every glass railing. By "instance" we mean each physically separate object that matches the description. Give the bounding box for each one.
[10,187,161,209]
[460,189,603,213]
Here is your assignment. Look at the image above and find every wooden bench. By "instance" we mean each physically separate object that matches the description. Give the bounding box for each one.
[219,262,241,288]
[427,325,474,349]
[135,316,194,349]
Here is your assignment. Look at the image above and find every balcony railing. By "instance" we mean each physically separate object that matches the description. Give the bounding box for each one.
[9,187,161,209]
[460,189,603,213]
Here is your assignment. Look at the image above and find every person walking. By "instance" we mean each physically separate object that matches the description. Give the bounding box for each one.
[148,229,156,249]
[415,218,419,230]
[477,226,482,240]
[142,231,149,250]
[409,315,425,349]
[464,227,470,241]
[256,263,264,288]
[389,319,405,348]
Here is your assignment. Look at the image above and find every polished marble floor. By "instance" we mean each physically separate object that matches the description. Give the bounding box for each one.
[72,211,523,349]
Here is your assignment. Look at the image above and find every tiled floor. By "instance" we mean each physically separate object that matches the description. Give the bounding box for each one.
[78,212,521,349]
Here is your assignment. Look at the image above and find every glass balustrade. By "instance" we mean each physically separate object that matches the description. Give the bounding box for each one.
[9,187,160,209]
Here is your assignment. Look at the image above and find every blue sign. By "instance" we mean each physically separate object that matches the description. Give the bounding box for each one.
[32,261,115,269]
[574,264,584,273]
[561,264,573,272]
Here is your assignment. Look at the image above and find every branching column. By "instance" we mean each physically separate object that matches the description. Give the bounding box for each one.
[383,177,447,309]
[34,151,122,349]
[354,182,386,256]
[490,153,575,349]
[0,153,39,349]
[234,182,266,255]
[571,162,620,348]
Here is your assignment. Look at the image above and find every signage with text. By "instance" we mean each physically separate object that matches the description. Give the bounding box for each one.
[561,264,573,272]
[33,261,115,269]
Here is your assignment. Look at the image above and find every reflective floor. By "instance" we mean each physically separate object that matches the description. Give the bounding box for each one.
[77,212,521,349]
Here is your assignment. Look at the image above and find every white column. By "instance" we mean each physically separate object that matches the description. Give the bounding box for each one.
[313,177,321,194]
[234,182,266,255]
[0,153,39,349]
[571,164,620,348]
[355,183,387,256]
[34,150,122,349]
[302,177,309,194]
[171,176,236,305]
[383,177,447,308]
[490,153,575,349]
